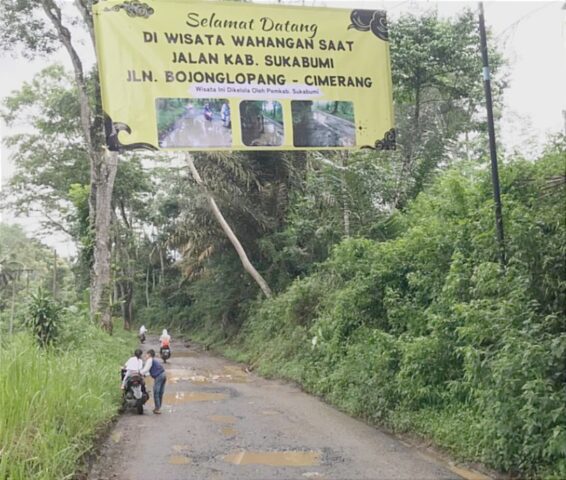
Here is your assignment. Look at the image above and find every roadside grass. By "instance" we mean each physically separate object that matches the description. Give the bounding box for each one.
[0,321,134,479]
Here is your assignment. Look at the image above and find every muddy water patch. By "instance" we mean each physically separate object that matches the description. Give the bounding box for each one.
[168,455,191,465]
[164,391,228,404]
[167,350,196,358]
[261,410,281,416]
[221,427,238,437]
[172,444,191,453]
[223,450,321,467]
[209,415,238,424]
[219,365,249,383]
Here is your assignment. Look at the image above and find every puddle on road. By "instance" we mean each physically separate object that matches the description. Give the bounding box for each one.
[172,444,191,453]
[164,391,228,404]
[162,365,250,384]
[261,410,280,416]
[221,365,249,383]
[448,465,491,480]
[221,426,238,437]
[170,351,195,358]
[209,415,238,424]
[168,455,192,465]
[164,368,212,385]
[223,450,321,467]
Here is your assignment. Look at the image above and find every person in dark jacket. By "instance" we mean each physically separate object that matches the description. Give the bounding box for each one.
[141,349,167,414]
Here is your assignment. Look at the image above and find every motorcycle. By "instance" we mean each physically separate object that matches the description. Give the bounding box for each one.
[160,346,171,363]
[138,332,146,344]
[121,370,149,414]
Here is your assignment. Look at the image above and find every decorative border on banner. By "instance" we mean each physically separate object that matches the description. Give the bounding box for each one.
[361,128,396,150]
[348,10,389,42]
[103,0,154,18]
[104,114,158,151]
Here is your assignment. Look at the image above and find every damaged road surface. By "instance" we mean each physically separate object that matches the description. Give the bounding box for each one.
[88,337,479,480]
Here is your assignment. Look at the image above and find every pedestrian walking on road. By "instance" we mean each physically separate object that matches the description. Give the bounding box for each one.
[141,349,167,414]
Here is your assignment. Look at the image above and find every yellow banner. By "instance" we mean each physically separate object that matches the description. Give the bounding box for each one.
[93,0,395,151]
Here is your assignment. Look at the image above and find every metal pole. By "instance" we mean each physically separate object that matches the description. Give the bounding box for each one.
[479,2,506,266]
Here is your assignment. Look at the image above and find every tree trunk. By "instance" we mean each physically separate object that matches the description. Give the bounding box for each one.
[159,246,165,284]
[341,151,350,238]
[185,153,272,298]
[119,281,133,330]
[145,267,150,307]
[393,84,422,209]
[90,149,118,332]
[52,250,57,298]
[41,0,116,332]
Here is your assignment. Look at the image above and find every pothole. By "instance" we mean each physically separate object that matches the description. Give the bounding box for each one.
[261,410,280,416]
[223,450,321,467]
[163,391,228,404]
[209,415,238,424]
[168,455,191,465]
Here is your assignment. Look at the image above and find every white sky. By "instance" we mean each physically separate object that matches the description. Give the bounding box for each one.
[0,0,565,254]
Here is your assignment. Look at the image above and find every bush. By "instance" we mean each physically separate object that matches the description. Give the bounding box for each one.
[194,149,565,477]
[25,288,60,346]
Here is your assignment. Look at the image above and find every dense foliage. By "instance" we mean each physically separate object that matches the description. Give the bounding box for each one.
[188,146,566,477]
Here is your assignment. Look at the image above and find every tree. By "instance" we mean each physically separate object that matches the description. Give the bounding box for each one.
[0,0,117,331]
[1,66,157,329]
[186,154,272,298]
[1,65,89,236]
[389,10,505,207]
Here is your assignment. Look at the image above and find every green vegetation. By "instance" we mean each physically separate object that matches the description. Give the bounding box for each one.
[185,146,566,478]
[0,228,135,479]
[0,306,134,479]
[261,101,283,124]
[318,101,355,123]
[156,98,189,137]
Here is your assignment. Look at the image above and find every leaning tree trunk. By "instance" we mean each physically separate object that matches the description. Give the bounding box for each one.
[186,153,272,298]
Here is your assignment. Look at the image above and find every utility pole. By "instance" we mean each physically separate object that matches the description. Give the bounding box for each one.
[479,2,506,267]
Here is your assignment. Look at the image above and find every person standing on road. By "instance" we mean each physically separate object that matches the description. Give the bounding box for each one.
[141,349,167,414]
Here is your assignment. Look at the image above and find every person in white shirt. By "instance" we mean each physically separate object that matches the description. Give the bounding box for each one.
[139,325,147,335]
[121,349,143,389]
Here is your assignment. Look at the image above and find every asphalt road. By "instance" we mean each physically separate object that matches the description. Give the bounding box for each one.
[87,336,481,480]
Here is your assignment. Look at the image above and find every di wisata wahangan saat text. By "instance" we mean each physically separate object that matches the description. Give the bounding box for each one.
[125,12,376,90]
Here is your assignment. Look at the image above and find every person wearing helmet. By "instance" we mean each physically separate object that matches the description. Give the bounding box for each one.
[159,329,171,356]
